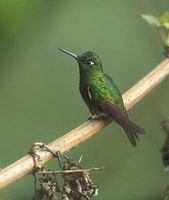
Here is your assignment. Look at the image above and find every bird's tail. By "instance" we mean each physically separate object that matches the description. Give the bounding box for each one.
[121,127,140,147]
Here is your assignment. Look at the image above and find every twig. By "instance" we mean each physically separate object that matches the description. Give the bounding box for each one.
[36,167,104,175]
[0,58,169,189]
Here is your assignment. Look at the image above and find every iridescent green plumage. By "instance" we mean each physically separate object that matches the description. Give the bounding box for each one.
[59,49,147,146]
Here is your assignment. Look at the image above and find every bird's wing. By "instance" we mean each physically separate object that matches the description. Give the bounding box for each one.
[100,96,146,134]
[89,84,146,134]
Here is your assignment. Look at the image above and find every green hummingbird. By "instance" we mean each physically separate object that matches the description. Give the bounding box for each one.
[59,49,147,146]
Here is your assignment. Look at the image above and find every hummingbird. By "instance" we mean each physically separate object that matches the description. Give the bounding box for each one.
[59,49,147,146]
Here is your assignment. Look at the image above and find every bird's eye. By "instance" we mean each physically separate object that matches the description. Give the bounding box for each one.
[86,60,95,66]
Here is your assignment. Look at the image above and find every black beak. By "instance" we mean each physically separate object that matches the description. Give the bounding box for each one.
[59,48,78,60]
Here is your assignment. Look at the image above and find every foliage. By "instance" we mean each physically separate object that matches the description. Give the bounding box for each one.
[142,12,169,46]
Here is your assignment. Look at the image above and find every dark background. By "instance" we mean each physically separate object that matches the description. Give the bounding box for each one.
[0,1,169,199]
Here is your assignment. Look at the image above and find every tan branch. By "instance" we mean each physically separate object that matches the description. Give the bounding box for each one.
[0,58,169,189]
[36,167,104,175]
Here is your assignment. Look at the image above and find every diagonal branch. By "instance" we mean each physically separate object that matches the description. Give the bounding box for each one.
[0,58,169,189]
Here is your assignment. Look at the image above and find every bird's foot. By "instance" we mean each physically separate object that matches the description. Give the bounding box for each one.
[88,114,103,120]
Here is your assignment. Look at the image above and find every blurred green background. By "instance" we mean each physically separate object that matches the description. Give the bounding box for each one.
[0,0,169,199]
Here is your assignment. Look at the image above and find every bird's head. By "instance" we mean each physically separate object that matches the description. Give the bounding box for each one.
[59,49,103,73]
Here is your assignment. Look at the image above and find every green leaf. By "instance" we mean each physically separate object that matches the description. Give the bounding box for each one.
[163,23,169,29]
[141,14,162,28]
[158,12,169,23]
[157,12,169,30]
